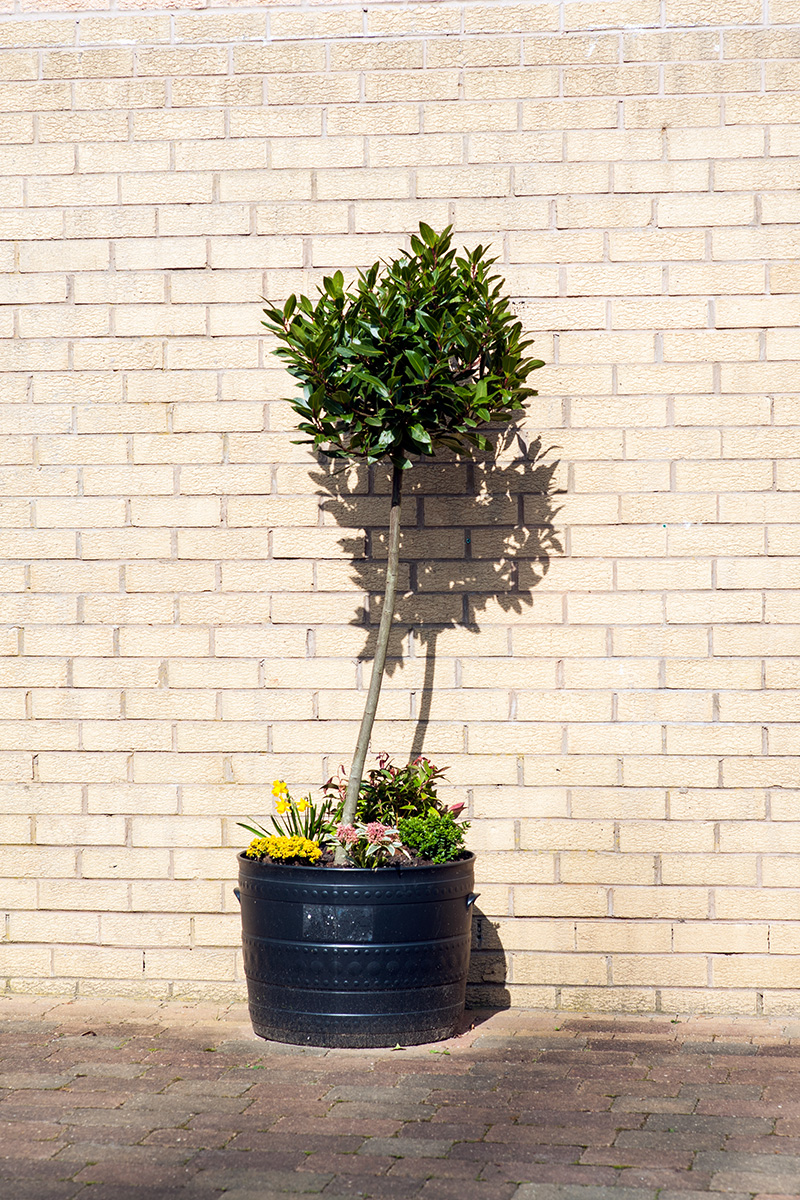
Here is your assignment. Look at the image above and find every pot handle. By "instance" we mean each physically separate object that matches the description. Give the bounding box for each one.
[233,887,241,904]
[466,892,480,909]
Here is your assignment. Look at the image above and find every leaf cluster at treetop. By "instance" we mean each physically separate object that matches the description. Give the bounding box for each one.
[261,222,544,470]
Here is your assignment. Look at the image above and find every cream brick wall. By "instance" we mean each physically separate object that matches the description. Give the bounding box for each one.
[1,0,799,1014]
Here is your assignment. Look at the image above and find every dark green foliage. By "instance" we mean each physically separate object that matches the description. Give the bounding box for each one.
[397,809,469,865]
[261,223,544,471]
[358,756,448,825]
[323,755,451,826]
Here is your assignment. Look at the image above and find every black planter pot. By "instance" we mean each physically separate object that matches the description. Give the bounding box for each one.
[237,851,477,1048]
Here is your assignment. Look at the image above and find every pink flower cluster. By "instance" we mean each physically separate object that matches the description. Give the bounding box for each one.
[336,823,358,845]
[365,821,388,844]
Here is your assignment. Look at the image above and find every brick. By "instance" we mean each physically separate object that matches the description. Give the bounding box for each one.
[558,196,652,231]
[234,44,323,77]
[73,79,166,111]
[10,910,100,946]
[717,296,799,328]
[577,919,671,952]
[213,627,308,659]
[0,208,62,239]
[762,191,800,225]
[661,192,758,228]
[570,130,663,162]
[270,73,360,106]
[613,886,710,920]
[564,64,660,96]
[19,239,109,273]
[614,296,708,328]
[175,12,266,42]
[0,141,73,180]
[614,954,707,987]
[416,165,511,198]
[626,30,723,62]
[665,61,761,94]
[0,19,73,47]
[462,5,558,33]
[135,47,227,77]
[334,40,426,72]
[766,60,800,90]
[206,236,303,270]
[515,884,608,918]
[770,123,800,158]
[0,945,53,977]
[669,262,765,296]
[613,160,710,194]
[168,660,259,690]
[40,45,132,77]
[78,13,169,42]
[270,9,364,39]
[0,109,32,142]
[120,175,214,206]
[624,96,722,130]
[99,913,191,948]
[39,111,128,144]
[528,33,619,65]
[0,79,70,113]
[714,227,800,261]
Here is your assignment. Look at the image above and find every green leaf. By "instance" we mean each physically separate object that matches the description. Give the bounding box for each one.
[405,349,428,379]
[418,221,437,247]
[415,310,438,337]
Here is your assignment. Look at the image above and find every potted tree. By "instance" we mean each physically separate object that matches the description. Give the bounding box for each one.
[236,224,543,1047]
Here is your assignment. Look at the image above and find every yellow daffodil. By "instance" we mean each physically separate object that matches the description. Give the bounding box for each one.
[276,799,290,814]
[272,780,288,797]
[296,798,309,813]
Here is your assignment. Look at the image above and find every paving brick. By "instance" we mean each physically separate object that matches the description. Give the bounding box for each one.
[358,1136,454,1158]
[418,1182,518,1200]
[321,1175,420,1199]
[512,1190,655,1200]
[2,1004,797,1194]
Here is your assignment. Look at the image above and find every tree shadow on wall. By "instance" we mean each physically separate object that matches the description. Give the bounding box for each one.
[310,423,562,1009]
[311,421,563,760]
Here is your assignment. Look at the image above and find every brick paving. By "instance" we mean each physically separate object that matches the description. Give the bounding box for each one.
[1,997,800,1200]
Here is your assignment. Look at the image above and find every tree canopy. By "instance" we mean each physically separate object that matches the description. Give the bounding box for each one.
[261,223,544,469]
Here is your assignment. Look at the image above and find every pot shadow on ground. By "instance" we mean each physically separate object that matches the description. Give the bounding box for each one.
[309,421,563,1009]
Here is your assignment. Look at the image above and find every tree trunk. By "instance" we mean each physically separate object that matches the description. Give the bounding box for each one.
[336,464,404,857]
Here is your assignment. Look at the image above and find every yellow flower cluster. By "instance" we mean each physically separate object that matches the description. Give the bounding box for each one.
[245,835,322,864]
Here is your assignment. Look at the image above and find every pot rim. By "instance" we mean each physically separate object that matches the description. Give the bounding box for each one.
[237,849,475,875]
